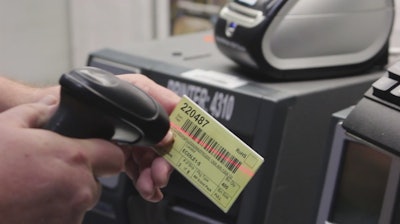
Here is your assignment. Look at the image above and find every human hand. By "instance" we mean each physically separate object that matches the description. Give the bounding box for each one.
[0,96,125,224]
[13,72,181,203]
[117,74,180,202]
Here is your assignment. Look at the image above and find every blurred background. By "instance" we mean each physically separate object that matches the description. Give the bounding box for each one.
[0,0,398,85]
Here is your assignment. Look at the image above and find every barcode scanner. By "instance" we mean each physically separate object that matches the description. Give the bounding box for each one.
[44,67,170,146]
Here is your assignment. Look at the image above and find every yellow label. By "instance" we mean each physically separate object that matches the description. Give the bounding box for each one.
[163,95,264,213]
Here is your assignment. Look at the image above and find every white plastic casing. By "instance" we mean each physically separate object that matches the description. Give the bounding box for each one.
[262,0,395,70]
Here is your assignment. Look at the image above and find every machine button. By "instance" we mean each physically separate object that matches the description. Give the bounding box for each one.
[372,75,398,99]
[388,62,400,80]
[389,85,400,106]
[390,85,400,97]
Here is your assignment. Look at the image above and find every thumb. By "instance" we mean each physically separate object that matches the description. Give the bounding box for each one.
[0,95,58,128]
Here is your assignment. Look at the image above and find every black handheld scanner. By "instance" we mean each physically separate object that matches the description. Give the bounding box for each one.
[44,67,170,146]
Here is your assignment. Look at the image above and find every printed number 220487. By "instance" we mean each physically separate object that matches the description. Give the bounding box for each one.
[180,102,210,127]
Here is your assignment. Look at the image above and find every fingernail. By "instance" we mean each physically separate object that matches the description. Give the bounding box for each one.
[38,95,58,106]
[153,131,174,156]
[163,130,174,144]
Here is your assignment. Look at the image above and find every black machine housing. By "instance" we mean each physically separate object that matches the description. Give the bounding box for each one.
[84,32,385,224]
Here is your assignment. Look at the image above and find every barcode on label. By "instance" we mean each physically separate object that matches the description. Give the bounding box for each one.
[181,119,242,174]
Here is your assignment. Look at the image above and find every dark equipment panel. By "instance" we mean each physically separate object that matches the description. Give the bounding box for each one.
[84,32,383,224]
